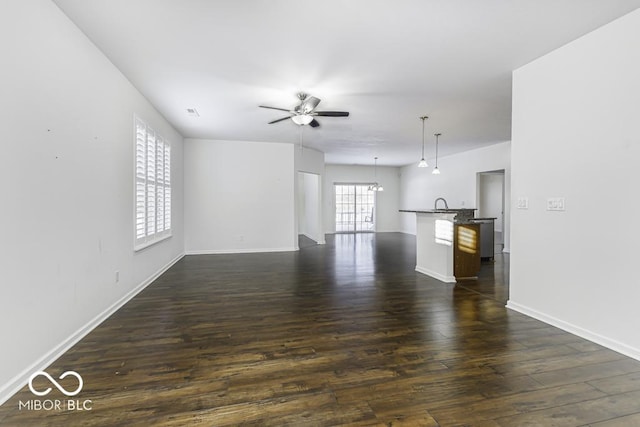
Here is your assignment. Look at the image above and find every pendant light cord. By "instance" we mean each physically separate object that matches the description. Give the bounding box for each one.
[435,133,438,167]
[433,133,442,174]
[421,119,425,158]
[374,157,378,180]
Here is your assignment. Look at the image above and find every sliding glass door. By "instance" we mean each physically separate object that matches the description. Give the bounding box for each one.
[335,184,375,233]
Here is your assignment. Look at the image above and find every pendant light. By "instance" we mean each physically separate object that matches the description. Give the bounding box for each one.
[418,116,429,168]
[432,133,441,175]
[368,157,384,192]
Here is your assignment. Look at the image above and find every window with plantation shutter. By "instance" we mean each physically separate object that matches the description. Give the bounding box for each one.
[135,116,171,250]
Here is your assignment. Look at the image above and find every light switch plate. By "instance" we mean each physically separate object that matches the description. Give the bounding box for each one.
[547,197,565,211]
[516,197,529,209]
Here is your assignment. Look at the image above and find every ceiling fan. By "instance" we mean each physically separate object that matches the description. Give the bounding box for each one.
[259,93,349,127]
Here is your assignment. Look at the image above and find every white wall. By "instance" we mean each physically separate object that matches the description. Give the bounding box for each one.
[184,139,296,253]
[296,146,325,176]
[323,165,401,233]
[509,9,640,359]
[399,142,511,250]
[0,0,184,403]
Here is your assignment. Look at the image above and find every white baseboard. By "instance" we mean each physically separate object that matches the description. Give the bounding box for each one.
[506,300,640,361]
[0,252,185,406]
[415,266,456,283]
[185,246,298,255]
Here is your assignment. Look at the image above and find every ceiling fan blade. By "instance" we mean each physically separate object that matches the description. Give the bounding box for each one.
[302,96,321,113]
[259,105,292,112]
[309,119,320,128]
[313,111,349,117]
[268,116,293,124]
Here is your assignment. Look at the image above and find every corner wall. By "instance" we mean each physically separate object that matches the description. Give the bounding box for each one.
[509,9,640,359]
[0,0,185,403]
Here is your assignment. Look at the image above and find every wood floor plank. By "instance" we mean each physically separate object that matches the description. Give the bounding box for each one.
[588,371,640,395]
[489,348,625,376]
[494,390,640,426]
[2,233,640,426]
[589,412,640,426]
[530,359,640,388]
[430,382,606,423]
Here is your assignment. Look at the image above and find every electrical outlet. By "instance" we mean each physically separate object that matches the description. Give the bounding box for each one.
[115,271,120,283]
[547,197,565,211]
[516,197,529,209]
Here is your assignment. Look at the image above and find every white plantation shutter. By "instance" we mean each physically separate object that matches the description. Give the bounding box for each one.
[135,116,172,250]
[146,129,156,237]
[135,119,147,240]
[164,145,171,231]
[156,135,164,233]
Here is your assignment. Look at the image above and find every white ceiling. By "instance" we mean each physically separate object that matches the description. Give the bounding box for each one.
[53,0,640,166]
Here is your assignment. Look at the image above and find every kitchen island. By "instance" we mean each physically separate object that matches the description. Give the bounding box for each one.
[400,208,481,282]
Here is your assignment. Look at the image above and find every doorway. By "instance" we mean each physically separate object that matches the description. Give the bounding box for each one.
[477,170,505,253]
[334,184,375,233]
[298,172,323,244]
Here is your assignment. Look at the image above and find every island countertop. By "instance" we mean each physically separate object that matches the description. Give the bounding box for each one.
[399,208,477,213]
[400,208,477,221]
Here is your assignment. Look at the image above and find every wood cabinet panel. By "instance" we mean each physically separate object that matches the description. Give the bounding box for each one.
[454,223,481,279]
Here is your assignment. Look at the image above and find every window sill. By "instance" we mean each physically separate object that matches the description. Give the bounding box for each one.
[134,233,172,252]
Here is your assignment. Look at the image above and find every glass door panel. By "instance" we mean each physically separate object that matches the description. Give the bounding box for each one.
[335,184,375,233]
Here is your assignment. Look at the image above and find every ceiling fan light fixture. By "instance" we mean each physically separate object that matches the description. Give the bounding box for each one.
[291,114,313,125]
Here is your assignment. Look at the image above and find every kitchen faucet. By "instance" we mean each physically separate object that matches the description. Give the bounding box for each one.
[434,197,449,210]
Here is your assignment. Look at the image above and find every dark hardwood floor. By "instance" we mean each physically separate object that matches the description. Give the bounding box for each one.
[2,232,640,426]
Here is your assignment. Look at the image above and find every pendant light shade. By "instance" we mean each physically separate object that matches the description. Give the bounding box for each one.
[418,116,429,168]
[432,133,441,175]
